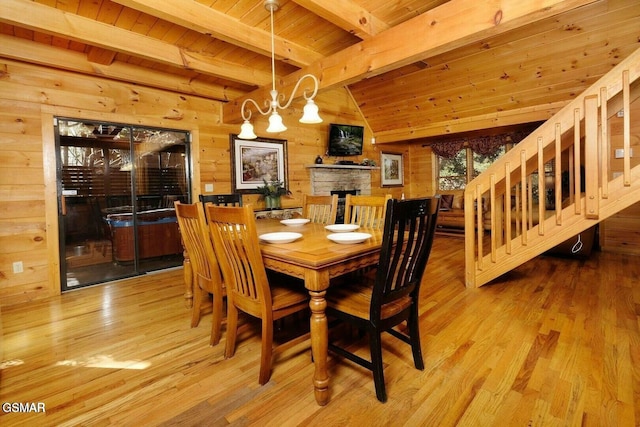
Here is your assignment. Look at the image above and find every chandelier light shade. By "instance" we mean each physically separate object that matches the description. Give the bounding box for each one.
[238,0,322,139]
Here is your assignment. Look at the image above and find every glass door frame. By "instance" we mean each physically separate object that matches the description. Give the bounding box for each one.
[55,117,192,291]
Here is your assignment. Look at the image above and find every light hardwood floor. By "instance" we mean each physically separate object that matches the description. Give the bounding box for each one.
[1,235,639,426]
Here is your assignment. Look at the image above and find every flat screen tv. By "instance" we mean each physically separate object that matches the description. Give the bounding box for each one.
[328,124,364,156]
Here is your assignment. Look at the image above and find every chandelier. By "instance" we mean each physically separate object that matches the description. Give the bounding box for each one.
[237,0,322,140]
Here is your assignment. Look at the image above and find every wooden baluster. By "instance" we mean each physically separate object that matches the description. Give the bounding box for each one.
[600,86,609,198]
[537,136,545,236]
[489,175,497,263]
[555,123,562,225]
[573,108,582,215]
[520,150,528,246]
[584,95,599,219]
[476,184,483,271]
[505,162,512,254]
[622,69,631,186]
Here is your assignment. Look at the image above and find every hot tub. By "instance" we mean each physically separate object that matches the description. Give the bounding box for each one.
[106,208,183,262]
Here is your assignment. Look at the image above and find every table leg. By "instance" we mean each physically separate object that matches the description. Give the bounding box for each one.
[309,289,329,405]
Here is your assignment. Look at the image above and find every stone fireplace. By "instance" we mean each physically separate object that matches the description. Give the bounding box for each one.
[307,165,373,196]
[307,164,375,223]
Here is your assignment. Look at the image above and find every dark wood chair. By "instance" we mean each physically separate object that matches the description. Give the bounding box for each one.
[199,193,242,207]
[325,196,441,402]
[174,201,226,346]
[206,204,310,385]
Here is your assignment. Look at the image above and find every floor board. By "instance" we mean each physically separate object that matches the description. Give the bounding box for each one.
[1,236,638,426]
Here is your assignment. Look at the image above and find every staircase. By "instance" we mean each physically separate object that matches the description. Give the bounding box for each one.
[464,46,640,288]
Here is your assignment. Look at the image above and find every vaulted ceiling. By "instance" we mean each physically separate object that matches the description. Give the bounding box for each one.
[1,0,639,144]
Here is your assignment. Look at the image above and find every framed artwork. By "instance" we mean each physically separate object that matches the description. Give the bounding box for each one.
[380,152,404,187]
[230,134,288,193]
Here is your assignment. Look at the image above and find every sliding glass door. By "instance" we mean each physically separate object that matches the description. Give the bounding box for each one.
[56,119,191,291]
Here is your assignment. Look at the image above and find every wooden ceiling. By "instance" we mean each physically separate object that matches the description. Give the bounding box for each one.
[1,0,639,143]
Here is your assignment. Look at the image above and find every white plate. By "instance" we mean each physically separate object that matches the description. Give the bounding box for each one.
[259,232,302,244]
[324,224,360,233]
[327,232,372,244]
[280,218,310,227]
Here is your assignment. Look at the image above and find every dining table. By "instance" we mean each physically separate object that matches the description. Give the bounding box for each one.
[255,219,384,406]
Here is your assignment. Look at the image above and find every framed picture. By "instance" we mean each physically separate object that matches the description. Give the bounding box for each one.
[380,152,404,187]
[230,135,288,193]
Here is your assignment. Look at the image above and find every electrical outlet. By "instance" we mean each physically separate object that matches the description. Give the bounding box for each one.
[13,261,23,274]
[204,183,214,192]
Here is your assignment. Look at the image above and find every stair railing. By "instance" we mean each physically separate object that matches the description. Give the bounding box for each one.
[464,46,640,288]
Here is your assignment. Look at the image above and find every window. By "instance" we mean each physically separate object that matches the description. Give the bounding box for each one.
[436,145,507,190]
[437,149,468,190]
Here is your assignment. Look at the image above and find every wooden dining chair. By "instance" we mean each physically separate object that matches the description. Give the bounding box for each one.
[302,194,338,224]
[326,196,440,402]
[343,194,392,229]
[174,201,226,346]
[206,204,310,385]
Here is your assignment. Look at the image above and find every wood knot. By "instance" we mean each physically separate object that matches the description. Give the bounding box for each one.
[494,10,503,25]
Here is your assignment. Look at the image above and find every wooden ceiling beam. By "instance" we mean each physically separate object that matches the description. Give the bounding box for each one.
[0,35,243,101]
[87,47,117,66]
[291,0,389,39]
[223,0,600,123]
[0,0,272,86]
[112,0,322,67]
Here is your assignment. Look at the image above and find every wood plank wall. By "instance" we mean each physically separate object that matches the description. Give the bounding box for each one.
[0,59,414,306]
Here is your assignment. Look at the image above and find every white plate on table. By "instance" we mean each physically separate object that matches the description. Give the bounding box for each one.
[259,232,302,244]
[324,224,360,233]
[280,218,310,227]
[327,232,372,244]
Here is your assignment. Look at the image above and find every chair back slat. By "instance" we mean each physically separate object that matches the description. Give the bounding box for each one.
[372,197,441,318]
[344,194,392,229]
[174,202,222,292]
[206,204,272,315]
[303,194,338,224]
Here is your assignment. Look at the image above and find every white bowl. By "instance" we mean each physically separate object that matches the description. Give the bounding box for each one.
[280,218,310,227]
[259,232,302,244]
[324,224,360,233]
[327,232,372,244]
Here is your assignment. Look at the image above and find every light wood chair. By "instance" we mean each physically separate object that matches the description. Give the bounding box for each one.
[302,194,338,224]
[343,194,392,229]
[174,201,226,346]
[206,204,310,385]
[326,197,441,402]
